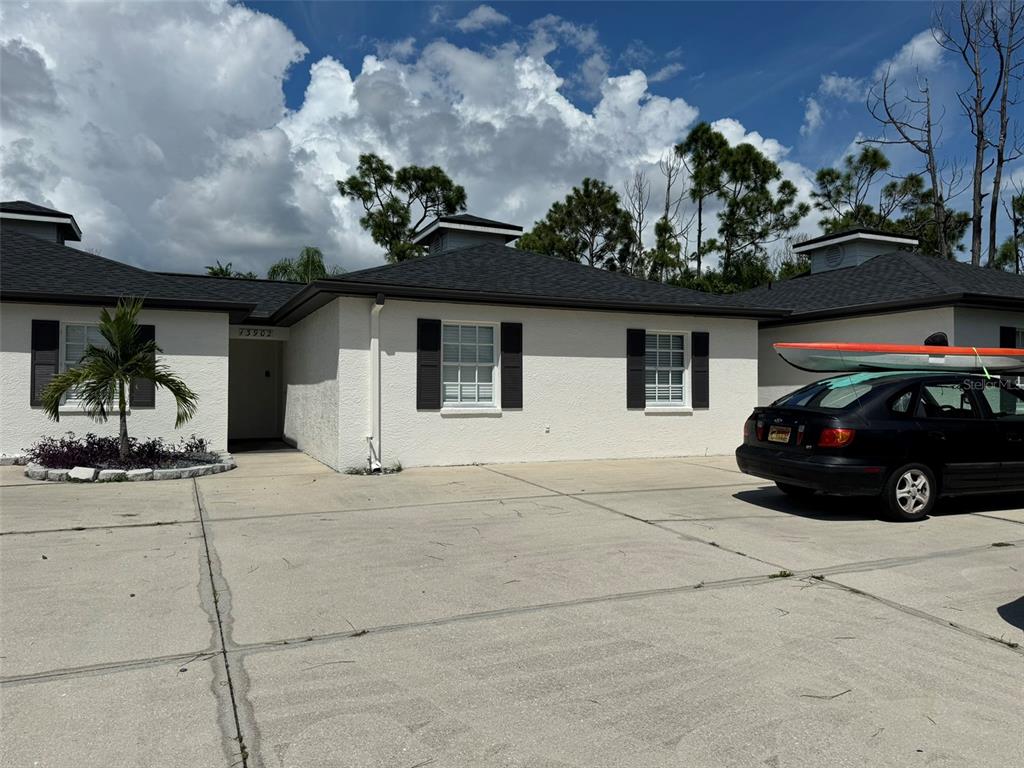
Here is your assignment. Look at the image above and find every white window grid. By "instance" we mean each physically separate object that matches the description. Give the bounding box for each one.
[645,332,686,405]
[61,323,110,407]
[442,323,496,406]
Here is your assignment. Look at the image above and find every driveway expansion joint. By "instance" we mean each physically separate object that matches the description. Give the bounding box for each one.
[193,479,259,768]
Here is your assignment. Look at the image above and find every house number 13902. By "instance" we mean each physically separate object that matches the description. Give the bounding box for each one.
[240,328,273,338]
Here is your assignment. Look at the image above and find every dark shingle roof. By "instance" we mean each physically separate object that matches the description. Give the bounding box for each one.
[156,273,305,319]
[0,200,76,218]
[0,229,296,320]
[285,242,778,320]
[732,251,1024,318]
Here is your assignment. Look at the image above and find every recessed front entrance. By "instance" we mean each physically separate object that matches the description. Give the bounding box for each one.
[228,337,284,443]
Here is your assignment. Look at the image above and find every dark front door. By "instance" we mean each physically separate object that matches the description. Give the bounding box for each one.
[977,379,1024,491]
[912,379,1000,493]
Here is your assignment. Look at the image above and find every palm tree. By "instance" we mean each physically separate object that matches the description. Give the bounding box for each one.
[267,246,344,282]
[205,260,235,277]
[41,298,198,461]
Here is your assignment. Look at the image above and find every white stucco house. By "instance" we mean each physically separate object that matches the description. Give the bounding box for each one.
[735,229,1024,405]
[1,202,784,469]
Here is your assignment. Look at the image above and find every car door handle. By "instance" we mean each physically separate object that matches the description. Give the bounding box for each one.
[928,431,946,441]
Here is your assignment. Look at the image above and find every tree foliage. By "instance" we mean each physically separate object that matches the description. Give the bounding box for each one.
[205,261,257,279]
[267,246,343,282]
[337,153,467,262]
[676,122,728,273]
[41,298,198,461]
[516,178,632,269]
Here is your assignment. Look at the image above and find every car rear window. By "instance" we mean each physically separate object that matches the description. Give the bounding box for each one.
[772,373,907,411]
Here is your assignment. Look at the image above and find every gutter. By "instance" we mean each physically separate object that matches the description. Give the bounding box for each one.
[0,291,258,323]
[270,280,790,327]
[759,292,1024,328]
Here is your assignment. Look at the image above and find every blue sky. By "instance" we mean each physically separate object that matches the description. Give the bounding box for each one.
[254,1,935,171]
[1,1,1018,273]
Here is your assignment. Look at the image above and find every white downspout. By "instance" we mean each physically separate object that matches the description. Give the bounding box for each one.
[368,294,385,472]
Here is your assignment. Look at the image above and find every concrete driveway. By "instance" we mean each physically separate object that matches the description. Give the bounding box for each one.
[1,450,1022,768]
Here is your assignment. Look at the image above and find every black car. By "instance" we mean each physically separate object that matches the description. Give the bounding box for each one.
[736,372,1024,521]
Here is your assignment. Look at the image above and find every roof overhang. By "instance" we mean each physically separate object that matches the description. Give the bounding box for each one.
[0,291,257,323]
[410,220,523,245]
[271,280,789,326]
[0,211,83,242]
[760,292,1024,328]
[793,230,918,253]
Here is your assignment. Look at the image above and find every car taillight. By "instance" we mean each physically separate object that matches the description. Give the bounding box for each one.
[818,427,855,448]
[743,419,752,439]
[796,424,806,446]
[756,419,765,441]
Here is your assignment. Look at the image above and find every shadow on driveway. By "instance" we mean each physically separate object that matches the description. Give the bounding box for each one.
[996,596,1024,632]
[733,487,1024,522]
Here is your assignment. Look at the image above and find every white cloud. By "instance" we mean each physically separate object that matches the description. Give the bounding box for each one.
[0,2,710,274]
[375,37,416,61]
[819,73,865,102]
[455,5,510,33]
[799,97,824,137]
[649,62,685,83]
[874,29,945,80]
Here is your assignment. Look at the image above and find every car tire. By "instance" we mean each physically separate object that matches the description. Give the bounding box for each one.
[883,463,937,522]
[776,482,816,498]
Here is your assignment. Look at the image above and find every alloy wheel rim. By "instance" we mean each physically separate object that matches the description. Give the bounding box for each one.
[895,469,930,515]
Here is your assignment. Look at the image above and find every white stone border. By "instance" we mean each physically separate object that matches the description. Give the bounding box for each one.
[23,453,237,482]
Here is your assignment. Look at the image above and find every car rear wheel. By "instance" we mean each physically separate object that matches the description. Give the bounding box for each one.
[776,482,816,498]
[884,464,937,522]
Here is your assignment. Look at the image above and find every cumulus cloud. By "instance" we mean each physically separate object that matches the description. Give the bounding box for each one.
[455,5,510,33]
[799,97,824,137]
[1,2,722,273]
[374,37,416,61]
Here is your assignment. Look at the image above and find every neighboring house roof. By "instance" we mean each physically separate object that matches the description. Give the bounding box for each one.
[156,273,305,320]
[0,230,260,321]
[1,200,82,241]
[732,251,1024,324]
[272,242,787,325]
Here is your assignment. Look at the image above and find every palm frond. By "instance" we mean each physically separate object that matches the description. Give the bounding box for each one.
[148,364,199,427]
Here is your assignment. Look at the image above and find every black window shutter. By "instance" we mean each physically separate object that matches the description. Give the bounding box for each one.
[1000,326,1019,348]
[130,325,157,408]
[501,322,523,409]
[30,320,60,406]
[692,332,710,409]
[417,319,442,410]
[626,329,646,409]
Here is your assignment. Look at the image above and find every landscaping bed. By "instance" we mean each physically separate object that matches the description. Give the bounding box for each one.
[21,433,236,482]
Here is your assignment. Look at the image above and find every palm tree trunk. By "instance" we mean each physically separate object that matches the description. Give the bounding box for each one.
[118,380,129,461]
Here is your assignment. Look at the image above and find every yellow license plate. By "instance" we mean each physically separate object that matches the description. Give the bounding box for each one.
[768,426,792,443]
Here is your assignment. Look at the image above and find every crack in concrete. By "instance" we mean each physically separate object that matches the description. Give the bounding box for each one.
[193,479,258,768]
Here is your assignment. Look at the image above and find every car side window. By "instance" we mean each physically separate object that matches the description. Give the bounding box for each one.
[890,388,915,415]
[915,382,979,419]
[978,381,1024,420]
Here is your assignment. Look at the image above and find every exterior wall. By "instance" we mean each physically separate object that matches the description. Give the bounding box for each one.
[757,307,956,405]
[0,302,229,455]
[228,339,284,440]
[335,297,758,469]
[282,300,343,469]
[954,307,1024,347]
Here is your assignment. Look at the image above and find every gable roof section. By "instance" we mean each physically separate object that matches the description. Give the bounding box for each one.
[273,242,786,324]
[732,251,1024,323]
[0,230,262,321]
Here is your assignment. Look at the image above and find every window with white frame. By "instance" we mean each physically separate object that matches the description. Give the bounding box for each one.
[645,332,686,405]
[442,323,495,405]
[63,324,109,404]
